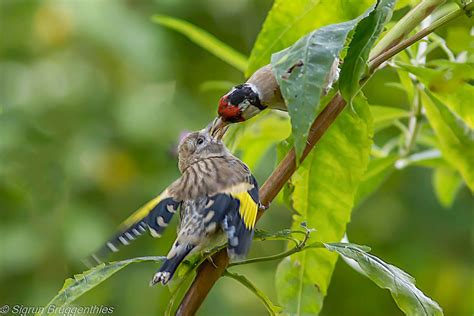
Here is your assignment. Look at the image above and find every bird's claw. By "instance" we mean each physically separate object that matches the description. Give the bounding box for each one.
[207,256,218,269]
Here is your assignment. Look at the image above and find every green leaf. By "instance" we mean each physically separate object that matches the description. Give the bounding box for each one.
[246,0,374,77]
[152,15,248,72]
[355,154,398,204]
[339,0,396,101]
[271,17,364,159]
[433,167,463,208]
[396,67,415,104]
[275,95,373,314]
[397,61,474,128]
[229,113,291,170]
[224,270,282,315]
[38,256,165,315]
[421,90,474,191]
[432,85,474,129]
[325,243,444,316]
[396,62,439,81]
[371,105,410,131]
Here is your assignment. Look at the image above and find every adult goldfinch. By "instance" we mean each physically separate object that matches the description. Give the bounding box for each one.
[217,59,339,124]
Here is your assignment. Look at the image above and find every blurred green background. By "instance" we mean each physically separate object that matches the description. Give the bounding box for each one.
[0,0,472,315]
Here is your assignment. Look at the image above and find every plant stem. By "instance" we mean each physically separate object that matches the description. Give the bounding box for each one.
[401,17,430,158]
[229,242,324,267]
[401,86,423,156]
[176,3,470,315]
[231,228,318,266]
[370,0,446,58]
[369,2,473,72]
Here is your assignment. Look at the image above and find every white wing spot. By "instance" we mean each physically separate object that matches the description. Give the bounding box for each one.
[132,228,141,235]
[107,242,119,252]
[203,210,215,223]
[92,254,101,263]
[167,204,177,213]
[157,216,168,227]
[205,200,214,208]
[118,236,129,245]
[206,222,217,233]
[149,228,162,238]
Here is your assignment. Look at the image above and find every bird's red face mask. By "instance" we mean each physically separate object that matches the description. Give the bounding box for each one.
[218,95,244,123]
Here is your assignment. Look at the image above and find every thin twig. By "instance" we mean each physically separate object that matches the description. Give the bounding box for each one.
[368,2,473,73]
[229,242,324,267]
[230,227,319,266]
[369,0,446,58]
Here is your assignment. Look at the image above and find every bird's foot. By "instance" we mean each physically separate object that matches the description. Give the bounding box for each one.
[259,202,270,211]
[150,271,170,286]
[206,256,218,269]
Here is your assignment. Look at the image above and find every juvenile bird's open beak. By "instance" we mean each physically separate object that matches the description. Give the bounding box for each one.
[209,117,229,140]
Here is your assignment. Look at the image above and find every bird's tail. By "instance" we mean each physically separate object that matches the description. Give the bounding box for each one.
[150,245,194,286]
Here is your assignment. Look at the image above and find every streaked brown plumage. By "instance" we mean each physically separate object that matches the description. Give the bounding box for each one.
[86,122,260,286]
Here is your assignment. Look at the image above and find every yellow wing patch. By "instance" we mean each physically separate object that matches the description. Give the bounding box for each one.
[120,190,168,229]
[231,191,258,229]
[223,182,254,195]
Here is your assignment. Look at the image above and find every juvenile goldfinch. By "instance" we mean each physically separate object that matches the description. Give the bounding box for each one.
[86,122,260,286]
[217,59,340,124]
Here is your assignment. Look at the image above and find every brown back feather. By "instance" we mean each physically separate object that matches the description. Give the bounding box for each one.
[168,156,251,201]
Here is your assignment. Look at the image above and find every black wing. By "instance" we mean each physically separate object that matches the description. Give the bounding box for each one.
[84,194,180,266]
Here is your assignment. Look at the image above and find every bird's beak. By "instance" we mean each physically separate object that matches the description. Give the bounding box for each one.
[215,124,229,141]
[209,117,229,140]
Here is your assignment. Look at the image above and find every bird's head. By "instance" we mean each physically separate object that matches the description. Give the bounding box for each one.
[177,122,230,172]
[218,83,266,123]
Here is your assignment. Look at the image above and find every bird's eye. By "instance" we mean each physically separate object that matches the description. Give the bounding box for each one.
[197,137,205,145]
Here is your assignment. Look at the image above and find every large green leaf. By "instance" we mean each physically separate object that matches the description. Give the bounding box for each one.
[38,257,164,315]
[246,0,374,77]
[421,90,474,191]
[371,105,410,131]
[325,243,444,316]
[355,154,398,204]
[339,0,396,101]
[275,95,373,314]
[433,167,463,208]
[271,18,364,159]
[152,15,248,72]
